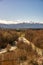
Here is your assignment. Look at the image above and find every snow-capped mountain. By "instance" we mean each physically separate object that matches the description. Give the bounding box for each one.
[0,20,43,29]
[0,20,43,24]
[0,23,43,29]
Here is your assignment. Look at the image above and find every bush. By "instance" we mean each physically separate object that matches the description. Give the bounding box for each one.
[0,30,19,49]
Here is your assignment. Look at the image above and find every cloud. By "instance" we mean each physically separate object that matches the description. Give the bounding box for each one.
[0,19,29,24]
[0,19,43,24]
[0,19,25,24]
[0,20,17,24]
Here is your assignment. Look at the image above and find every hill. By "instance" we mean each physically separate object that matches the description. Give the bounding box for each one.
[0,29,43,65]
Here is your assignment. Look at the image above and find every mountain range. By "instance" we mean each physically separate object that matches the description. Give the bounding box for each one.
[0,23,43,29]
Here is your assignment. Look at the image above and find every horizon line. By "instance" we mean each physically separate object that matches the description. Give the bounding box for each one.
[0,19,43,24]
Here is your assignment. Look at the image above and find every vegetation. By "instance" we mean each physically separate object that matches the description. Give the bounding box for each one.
[0,29,43,65]
[0,29,19,49]
[25,29,43,49]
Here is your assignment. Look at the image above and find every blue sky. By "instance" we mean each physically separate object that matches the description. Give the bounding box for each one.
[0,0,43,23]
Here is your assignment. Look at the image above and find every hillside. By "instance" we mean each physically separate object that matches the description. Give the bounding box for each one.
[0,29,43,65]
[0,29,43,49]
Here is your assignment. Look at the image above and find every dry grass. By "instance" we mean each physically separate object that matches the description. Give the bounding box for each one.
[0,29,43,65]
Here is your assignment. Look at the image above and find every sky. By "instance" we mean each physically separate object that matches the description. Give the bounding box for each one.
[0,0,43,24]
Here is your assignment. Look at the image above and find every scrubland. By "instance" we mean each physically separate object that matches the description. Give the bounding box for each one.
[0,29,43,65]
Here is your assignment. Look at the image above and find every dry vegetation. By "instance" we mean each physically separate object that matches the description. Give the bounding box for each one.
[0,29,43,65]
[0,29,19,49]
[25,29,43,49]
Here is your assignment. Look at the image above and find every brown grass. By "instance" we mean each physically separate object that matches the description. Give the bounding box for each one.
[0,29,43,65]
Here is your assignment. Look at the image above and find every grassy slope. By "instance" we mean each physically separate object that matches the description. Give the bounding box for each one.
[0,29,43,65]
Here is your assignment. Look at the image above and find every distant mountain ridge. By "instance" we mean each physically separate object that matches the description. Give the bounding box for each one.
[0,23,43,29]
